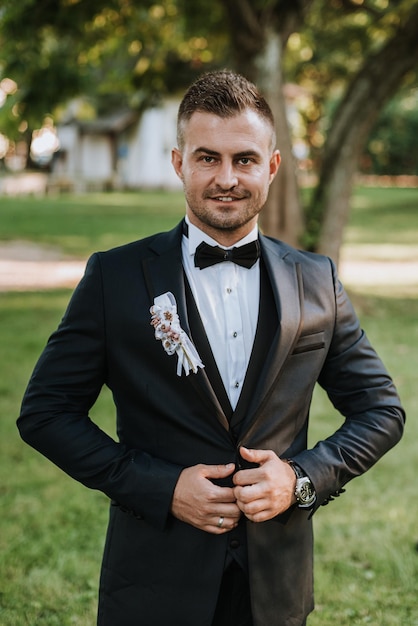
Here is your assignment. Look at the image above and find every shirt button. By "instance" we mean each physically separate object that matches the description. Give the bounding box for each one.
[230,539,240,549]
[226,288,232,294]
[233,331,238,338]
[235,381,240,388]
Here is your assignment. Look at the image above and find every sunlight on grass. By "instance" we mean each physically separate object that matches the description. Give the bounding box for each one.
[342,243,418,262]
[0,190,186,257]
[345,186,418,246]
[339,242,418,298]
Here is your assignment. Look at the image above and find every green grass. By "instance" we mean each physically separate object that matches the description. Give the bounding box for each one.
[0,190,185,257]
[346,186,418,246]
[308,294,418,626]
[1,186,417,625]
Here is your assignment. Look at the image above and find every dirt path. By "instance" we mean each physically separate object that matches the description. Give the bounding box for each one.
[1,240,417,293]
[0,242,86,291]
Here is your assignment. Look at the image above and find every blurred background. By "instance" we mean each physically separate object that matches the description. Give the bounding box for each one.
[0,1,417,624]
[1,0,417,261]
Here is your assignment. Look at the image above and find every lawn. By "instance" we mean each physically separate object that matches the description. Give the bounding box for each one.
[0,190,185,257]
[0,186,417,625]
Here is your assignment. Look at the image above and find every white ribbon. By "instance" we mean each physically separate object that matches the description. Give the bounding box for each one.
[150,292,204,376]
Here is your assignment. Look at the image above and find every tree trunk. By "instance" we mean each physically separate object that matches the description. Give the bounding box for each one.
[314,4,418,264]
[220,0,313,245]
[255,30,304,246]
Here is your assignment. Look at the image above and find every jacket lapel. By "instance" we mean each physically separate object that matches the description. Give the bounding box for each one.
[142,222,188,328]
[233,236,304,441]
[142,222,230,431]
[141,225,303,437]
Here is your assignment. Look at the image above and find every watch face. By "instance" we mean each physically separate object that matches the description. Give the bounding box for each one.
[299,482,314,502]
[296,477,315,504]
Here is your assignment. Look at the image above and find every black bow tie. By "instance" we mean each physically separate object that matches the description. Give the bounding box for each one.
[194,240,260,270]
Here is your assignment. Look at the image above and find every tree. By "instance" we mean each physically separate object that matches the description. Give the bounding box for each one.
[0,0,224,145]
[313,2,418,260]
[220,0,314,248]
[1,0,417,262]
[219,0,418,262]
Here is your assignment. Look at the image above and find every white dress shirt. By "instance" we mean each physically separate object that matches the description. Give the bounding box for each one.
[182,217,260,410]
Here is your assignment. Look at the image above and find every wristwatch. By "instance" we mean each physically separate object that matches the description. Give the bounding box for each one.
[288,461,316,509]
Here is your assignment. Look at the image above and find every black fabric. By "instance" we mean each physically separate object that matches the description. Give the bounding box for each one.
[194,240,260,269]
[212,561,253,626]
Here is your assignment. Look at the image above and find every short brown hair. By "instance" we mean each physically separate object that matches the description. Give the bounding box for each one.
[177,70,276,149]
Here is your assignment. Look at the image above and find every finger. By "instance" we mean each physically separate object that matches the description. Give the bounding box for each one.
[239,446,274,465]
[207,484,238,505]
[243,509,271,523]
[207,501,242,521]
[234,483,260,503]
[199,511,240,534]
[237,496,269,517]
[212,514,240,532]
[202,462,235,480]
[233,468,260,487]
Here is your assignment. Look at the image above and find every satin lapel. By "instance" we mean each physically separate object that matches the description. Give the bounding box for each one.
[237,236,304,440]
[142,222,229,431]
[142,224,189,331]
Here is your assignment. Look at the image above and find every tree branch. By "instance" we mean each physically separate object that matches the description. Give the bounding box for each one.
[317,3,418,192]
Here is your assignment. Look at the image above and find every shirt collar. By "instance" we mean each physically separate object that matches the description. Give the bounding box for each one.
[184,215,259,257]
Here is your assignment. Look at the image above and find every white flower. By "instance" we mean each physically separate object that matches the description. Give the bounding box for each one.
[150,292,204,376]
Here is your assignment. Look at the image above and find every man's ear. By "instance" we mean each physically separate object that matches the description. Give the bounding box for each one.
[269,150,281,184]
[171,148,183,180]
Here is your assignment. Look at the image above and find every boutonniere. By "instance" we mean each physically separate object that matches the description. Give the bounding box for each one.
[150,292,204,376]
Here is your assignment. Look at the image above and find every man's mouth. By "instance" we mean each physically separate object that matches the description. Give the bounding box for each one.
[213,196,236,202]
[204,189,250,203]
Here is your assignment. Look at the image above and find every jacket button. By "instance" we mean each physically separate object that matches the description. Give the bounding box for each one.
[230,539,240,549]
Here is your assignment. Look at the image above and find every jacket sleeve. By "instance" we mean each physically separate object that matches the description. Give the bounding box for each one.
[291,259,405,512]
[17,254,183,530]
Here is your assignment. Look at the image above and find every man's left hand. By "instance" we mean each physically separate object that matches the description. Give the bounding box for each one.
[233,447,297,522]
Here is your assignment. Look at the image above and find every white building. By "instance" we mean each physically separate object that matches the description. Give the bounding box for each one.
[53,100,182,191]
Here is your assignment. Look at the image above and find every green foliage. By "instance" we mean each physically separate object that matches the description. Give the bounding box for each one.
[362,87,418,175]
[0,0,417,260]
[1,0,416,171]
[0,0,228,131]
[284,0,418,170]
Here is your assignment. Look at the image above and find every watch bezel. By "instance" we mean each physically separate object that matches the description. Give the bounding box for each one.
[295,475,316,507]
[287,460,317,508]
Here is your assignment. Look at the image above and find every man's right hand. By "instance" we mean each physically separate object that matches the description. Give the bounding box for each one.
[171,463,242,533]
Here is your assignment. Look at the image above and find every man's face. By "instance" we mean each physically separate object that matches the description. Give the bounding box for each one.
[172,110,281,245]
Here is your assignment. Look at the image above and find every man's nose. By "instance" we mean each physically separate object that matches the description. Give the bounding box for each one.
[214,161,238,189]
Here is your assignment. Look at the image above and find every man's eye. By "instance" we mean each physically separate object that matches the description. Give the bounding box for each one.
[202,156,215,163]
[239,158,251,165]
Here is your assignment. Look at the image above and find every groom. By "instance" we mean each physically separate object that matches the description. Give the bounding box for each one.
[18,70,404,626]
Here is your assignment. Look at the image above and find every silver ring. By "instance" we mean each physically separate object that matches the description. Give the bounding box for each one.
[217,516,224,528]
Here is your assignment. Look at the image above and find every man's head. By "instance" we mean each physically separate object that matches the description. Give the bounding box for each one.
[177,70,276,152]
[172,70,281,246]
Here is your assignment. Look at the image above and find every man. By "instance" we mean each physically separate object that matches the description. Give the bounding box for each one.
[18,70,404,626]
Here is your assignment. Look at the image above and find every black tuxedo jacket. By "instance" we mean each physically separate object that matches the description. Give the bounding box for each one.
[18,221,404,626]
